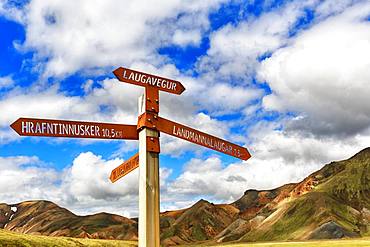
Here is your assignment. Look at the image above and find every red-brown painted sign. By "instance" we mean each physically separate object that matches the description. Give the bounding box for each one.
[113,67,185,95]
[138,113,251,160]
[11,118,138,140]
[110,153,139,183]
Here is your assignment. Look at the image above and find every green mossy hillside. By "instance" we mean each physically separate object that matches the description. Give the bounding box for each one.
[0,229,136,247]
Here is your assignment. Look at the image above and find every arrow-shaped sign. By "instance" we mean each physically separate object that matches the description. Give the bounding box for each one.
[11,118,139,140]
[113,67,185,95]
[138,113,251,160]
[110,153,139,183]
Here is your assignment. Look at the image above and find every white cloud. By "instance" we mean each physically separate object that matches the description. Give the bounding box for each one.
[0,74,248,159]
[166,121,370,203]
[162,0,370,204]
[0,151,173,217]
[0,152,140,216]
[0,78,141,143]
[172,30,201,47]
[167,154,322,203]
[82,79,94,94]
[62,152,129,200]
[0,76,14,89]
[248,120,370,165]
[315,0,359,18]
[2,124,369,217]
[0,155,61,203]
[197,83,263,116]
[0,76,241,157]
[197,0,315,81]
[1,0,268,147]
[62,152,172,216]
[259,2,370,136]
[0,0,25,23]
[59,152,139,216]
[4,0,228,77]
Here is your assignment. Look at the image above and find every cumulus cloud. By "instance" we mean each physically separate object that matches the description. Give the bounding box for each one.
[159,1,370,207]
[1,0,228,77]
[0,152,173,217]
[0,155,61,204]
[166,153,323,203]
[166,121,370,203]
[0,75,240,158]
[172,30,201,47]
[62,151,172,216]
[59,152,139,216]
[0,0,25,23]
[248,120,370,165]
[2,123,369,217]
[0,75,14,89]
[197,0,315,81]
[62,152,129,200]
[197,83,263,116]
[315,0,361,18]
[0,78,141,143]
[1,0,263,119]
[259,2,370,137]
[0,75,250,167]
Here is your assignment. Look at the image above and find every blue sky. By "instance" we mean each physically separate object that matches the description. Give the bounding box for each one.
[0,0,370,216]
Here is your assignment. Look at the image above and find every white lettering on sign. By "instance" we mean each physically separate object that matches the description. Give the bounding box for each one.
[21,121,101,136]
[172,125,241,157]
[20,121,124,139]
[122,69,177,91]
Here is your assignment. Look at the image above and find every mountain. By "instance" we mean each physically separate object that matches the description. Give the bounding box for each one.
[159,147,369,244]
[0,200,137,240]
[0,148,369,245]
[160,199,239,245]
[219,147,370,243]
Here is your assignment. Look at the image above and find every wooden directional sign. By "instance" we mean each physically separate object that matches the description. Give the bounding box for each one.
[113,67,185,95]
[11,118,138,140]
[110,153,139,183]
[10,66,252,247]
[138,113,251,160]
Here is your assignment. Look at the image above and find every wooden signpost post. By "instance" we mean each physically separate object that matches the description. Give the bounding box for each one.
[11,66,251,247]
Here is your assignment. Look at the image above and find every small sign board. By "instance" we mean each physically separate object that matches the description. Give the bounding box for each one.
[11,118,139,140]
[113,67,185,95]
[110,153,139,183]
[155,116,251,160]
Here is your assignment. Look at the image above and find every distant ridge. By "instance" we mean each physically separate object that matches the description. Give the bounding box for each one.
[0,200,137,240]
[1,148,369,245]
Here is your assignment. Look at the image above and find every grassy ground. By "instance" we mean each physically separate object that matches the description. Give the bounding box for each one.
[181,238,370,247]
[0,229,137,247]
[1,229,369,247]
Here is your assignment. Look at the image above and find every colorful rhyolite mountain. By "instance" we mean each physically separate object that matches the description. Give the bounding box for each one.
[1,148,369,246]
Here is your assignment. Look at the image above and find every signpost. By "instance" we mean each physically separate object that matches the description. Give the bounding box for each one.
[11,67,251,247]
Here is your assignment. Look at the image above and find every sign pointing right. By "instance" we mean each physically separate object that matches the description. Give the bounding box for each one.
[138,113,251,161]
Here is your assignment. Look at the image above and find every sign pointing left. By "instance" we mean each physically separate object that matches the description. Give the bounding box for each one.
[11,118,139,140]
[113,67,185,95]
